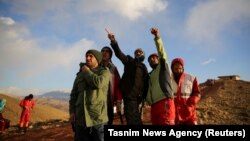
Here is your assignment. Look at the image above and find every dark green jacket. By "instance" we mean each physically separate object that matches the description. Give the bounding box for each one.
[69,65,110,127]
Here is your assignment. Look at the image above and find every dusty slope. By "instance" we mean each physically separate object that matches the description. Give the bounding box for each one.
[0,94,69,125]
[36,97,69,112]
[1,124,73,141]
[197,79,250,125]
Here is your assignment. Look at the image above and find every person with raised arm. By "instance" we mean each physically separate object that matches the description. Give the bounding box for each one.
[146,27,175,125]
[106,29,149,125]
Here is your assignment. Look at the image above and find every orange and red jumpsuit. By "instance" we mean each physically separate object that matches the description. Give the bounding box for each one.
[19,98,35,123]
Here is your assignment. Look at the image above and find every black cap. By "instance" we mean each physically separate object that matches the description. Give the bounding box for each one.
[101,46,113,58]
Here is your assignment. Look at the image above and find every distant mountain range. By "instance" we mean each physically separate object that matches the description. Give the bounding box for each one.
[38,91,70,101]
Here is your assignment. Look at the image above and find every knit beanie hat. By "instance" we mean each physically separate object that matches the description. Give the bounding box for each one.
[134,48,144,55]
[171,58,184,68]
[148,53,158,62]
[86,49,103,63]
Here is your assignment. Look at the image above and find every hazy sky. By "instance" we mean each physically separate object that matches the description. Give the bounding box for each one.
[0,0,249,96]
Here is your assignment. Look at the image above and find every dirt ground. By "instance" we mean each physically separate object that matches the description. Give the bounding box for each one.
[1,124,74,141]
[0,107,151,141]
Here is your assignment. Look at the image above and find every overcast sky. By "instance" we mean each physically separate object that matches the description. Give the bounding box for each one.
[0,0,249,96]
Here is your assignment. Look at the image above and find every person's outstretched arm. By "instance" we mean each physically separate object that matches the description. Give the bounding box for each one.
[151,27,172,99]
[106,29,128,64]
[151,27,169,64]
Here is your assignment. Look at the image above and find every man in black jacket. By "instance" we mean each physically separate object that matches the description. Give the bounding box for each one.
[107,30,148,125]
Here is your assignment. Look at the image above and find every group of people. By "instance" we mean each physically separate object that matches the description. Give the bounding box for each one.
[69,27,201,141]
[146,28,201,125]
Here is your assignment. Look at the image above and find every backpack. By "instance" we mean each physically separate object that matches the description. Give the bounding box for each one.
[0,99,6,112]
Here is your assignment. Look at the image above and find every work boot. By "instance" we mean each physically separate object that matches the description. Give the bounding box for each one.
[24,127,28,133]
[19,127,25,134]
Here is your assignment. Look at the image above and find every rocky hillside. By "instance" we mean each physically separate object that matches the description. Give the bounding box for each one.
[36,97,69,112]
[197,79,250,124]
[136,79,250,125]
[0,94,69,125]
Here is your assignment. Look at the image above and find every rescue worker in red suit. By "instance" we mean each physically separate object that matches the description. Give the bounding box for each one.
[100,46,123,125]
[171,58,201,125]
[19,94,35,133]
[146,28,175,125]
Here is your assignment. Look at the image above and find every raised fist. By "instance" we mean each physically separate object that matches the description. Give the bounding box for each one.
[151,28,160,38]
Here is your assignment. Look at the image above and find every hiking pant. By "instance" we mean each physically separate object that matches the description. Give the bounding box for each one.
[20,110,31,123]
[107,96,114,125]
[74,123,105,141]
[123,99,142,125]
[151,98,175,125]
